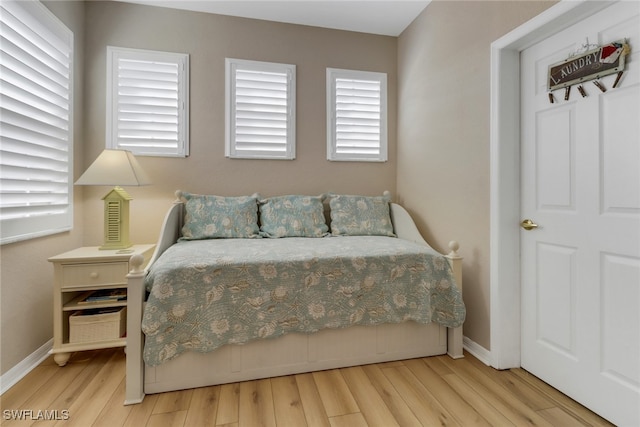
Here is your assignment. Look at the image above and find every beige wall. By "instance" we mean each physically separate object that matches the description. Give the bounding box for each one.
[82,1,398,246]
[0,0,85,375]
[2,0,560,376]
[397,0,556,350]
[2,0,397,375]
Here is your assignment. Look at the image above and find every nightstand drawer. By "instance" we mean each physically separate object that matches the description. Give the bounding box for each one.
[61,262,128,289]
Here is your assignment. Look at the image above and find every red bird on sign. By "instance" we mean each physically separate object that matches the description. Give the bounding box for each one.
[600,42,624,64]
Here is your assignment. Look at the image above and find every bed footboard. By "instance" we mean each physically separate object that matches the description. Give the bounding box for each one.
[390,203,464,359]
[125,200,183,405]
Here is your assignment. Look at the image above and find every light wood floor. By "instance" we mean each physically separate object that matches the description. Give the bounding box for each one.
[1,348,613,427]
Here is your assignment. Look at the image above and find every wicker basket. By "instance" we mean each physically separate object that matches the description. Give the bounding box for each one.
[69,307,126,343]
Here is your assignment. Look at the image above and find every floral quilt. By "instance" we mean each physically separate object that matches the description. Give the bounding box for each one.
[142,236,466,366]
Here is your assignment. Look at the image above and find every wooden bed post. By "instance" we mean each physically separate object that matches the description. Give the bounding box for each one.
[446,241,464,359]
[125,254,146,405]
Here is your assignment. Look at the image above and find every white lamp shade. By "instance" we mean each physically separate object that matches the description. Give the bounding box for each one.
[75,149,151,186]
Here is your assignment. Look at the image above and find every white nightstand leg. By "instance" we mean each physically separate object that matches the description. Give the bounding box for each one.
[54,352,71,367]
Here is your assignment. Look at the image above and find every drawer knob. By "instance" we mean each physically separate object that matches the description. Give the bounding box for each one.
[90,272,99,279]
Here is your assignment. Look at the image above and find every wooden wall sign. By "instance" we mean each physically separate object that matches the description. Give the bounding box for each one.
[548,40,630,92]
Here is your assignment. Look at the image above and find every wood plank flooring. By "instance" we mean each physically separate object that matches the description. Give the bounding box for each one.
[0,349,613,426]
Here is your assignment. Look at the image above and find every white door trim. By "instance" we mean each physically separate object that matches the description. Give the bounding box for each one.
[489,0,616,370]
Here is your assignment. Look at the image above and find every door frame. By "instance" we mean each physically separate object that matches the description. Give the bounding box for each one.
[489,0,615,369]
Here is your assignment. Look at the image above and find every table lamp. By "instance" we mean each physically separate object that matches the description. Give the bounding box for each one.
[75,149,151,250]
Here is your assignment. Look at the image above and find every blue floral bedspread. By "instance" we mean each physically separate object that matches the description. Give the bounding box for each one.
[142,236,466,366]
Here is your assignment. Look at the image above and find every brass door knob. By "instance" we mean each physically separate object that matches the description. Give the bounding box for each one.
[520,219,538,230]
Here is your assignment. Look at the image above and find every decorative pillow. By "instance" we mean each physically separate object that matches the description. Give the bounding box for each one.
[179,192,260,239]
[329,193,395,237]
[259,195,329,238]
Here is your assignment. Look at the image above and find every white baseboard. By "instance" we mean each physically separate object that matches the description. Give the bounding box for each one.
[0,339,53,395]
[463,335,492,366]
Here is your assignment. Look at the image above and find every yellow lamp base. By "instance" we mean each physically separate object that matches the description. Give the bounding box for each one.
[99,241,133,251]
[99,186,133,250]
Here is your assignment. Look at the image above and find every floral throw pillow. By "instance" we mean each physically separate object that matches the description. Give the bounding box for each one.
[259,195,329,238]
[179,192,260,239]
[329,194,395,237]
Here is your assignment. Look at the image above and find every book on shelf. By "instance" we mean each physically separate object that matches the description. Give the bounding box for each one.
[78,289,126,304]
[72,306,123,316]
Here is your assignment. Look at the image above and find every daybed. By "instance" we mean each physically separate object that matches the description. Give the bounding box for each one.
[124,191,465,404]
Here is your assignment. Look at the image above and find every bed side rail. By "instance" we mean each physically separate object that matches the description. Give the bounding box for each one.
[391,203,433,247]
[146,200,184,269]
[125,199,183,405]
[390,203,464,358]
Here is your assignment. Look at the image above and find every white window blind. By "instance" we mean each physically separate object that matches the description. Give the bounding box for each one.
[225,58,296,160]
[327,68,387,162]
[107,46,189,157]
[0,0,74,245]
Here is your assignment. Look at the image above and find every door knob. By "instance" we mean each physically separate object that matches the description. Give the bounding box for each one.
[520,219,538,230]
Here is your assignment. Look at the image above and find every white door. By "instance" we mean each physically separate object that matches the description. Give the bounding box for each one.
[520,2,639,425]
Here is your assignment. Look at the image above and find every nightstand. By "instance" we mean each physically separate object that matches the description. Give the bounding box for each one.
[48,244,154,366]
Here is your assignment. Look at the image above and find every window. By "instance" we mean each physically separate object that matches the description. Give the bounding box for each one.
[225,58,296,160]
[327,68,387,162]
[107,46,189,157]
[0,0,74,245]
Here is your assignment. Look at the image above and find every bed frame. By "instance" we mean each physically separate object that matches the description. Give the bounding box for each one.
[124,200,463,404]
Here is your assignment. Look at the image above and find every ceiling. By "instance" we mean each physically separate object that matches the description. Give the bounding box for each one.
[115,1,432,36]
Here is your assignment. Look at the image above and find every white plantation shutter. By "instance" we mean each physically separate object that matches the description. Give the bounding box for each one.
[0,0,74,244]
[107,47,189,157]
[226,59,295,159]
[327,68,387,162]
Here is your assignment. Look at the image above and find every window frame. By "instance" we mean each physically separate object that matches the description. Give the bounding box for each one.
[0,0,74,245]
[106,46,189,158]
[225,58,296,160]
[326,68,388,162]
